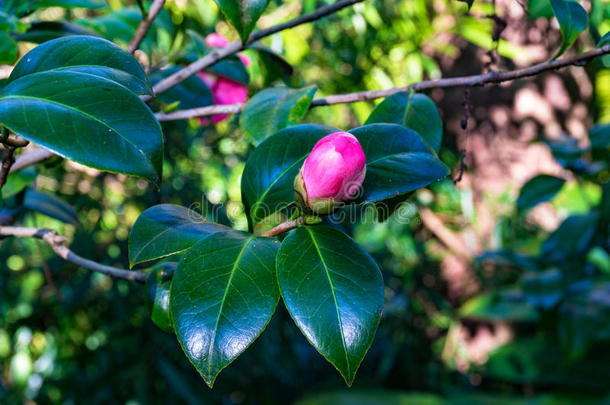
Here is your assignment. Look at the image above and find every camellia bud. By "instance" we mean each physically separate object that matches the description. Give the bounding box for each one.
[294,132,366,214]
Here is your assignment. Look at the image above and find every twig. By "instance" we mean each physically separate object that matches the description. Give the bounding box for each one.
[155,44,610,121]
[0,145,16,189]
[9,148,55,173]
[0,226,148,283]
[146,0,364,99]
[418,208,471,260]
[2,134,29,147]
[262,217,302,237]
[127,0,166,54]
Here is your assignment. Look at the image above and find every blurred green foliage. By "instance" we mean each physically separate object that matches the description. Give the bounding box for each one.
[1,0,609,403]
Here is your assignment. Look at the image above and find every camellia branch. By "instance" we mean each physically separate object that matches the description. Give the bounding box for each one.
[127,0,166,54]
[146,0,364,99]
[0,226,148,283]
[261,217,303,238]
[155,44,610,121]
[9,148,55,173]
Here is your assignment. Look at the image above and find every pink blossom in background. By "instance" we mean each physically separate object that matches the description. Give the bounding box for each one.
[198,33,250,125]
[301,132,366,201]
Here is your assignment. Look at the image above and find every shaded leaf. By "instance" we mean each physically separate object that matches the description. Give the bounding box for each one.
[13,21,99,44]
[24,189,80,226]
[249,43,293,85]
[0,31,18,65]
[150,66,213,110]
[540,213,599,264]
[550,0,588,59]
[145,262,176,333]
[129,204,229,267]
[213,0,270,42]
[277,225,383,385]
[516,174,566,211]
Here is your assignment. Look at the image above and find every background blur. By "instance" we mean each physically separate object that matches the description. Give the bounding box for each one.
[1,0,609,403]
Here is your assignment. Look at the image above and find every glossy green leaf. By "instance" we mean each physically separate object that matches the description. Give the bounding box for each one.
[35,0,105,9]
[145,262,176,333]
[0,31,18,65]
[365,93,443,152]
[0,71,163,184]
[150,66,213,110]
[129,204,229,267]
[550,0,588,60]
[241,124,338,228]
[516,174,566,211]
[24,189,80,226]
[277,226,383,385]
[9,35,152,95]
[13,21,99,44]
[240,86,317,146]
[213,0,270,42]
[349,124,450,203]
[170,231,280,387]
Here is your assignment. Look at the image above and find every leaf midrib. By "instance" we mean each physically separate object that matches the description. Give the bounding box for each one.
[306,227,351,378]
[207,236,254,377]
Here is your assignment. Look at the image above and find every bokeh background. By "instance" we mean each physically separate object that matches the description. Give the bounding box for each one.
[1,0,609,403]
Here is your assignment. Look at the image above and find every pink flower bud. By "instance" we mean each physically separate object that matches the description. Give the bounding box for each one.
[198,33,250,125]
[294,132,366,214]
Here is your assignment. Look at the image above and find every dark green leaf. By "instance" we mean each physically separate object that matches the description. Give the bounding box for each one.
[213,0,270,42]
[12,21,99,44]
[150,66,213,110]
[365,93,443,153]
[540,213,599,264]
[24,189,80,226]
[145,262,176,333]
[0,71,163,184]
[516,174,566,211]
[550,0,588,60]
[35,0,105,8]
[129,204,229,267]
[459,290,540,322]
[241,124,338,228]
[240,86,317,146]
[589,124,610,151]
[458,0,474,11]
[349,124,450,203]
[9,35,152,95]
[249,43,293,86]
[0,31,18,65]
[277,225,383,385]
[521,268,564,309]
[170,231,280,387]
[528,0,554,19]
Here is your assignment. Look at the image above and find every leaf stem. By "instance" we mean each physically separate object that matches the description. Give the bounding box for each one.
[262,217,303,238]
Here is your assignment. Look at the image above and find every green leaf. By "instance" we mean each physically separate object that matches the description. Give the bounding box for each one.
[540,213,599,264]
[528,0,554,19]
[1,167,37,199]
[459,290,540,322]
[240,86,317,146]
[0,31,18,65]
[35,0,105,9]
[9,35,152,96]
[170,231,280,387]
[349,124,450,203]
[277,225,383,385]
[241,124,449,228]
[458,0,474,11]
[150,66,213,110]
[516,174,566,211]
[213,0,270,42]
[248,43,293,86]
[365,93,443,153]
[129,204,229,267]
[12,21,99,44]
[241,124,338,228]
[24,189,80,226]
[0,71,163,184]
[589,124,610,151]
[550,0,588,60]
[145,262,175,333]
